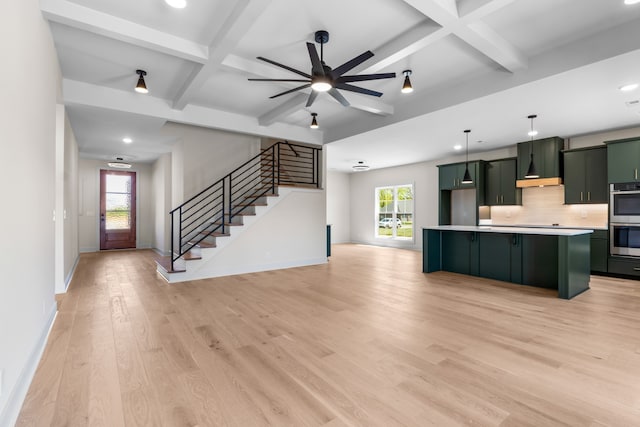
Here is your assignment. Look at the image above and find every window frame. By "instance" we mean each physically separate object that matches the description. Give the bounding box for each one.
[374,184,415,241]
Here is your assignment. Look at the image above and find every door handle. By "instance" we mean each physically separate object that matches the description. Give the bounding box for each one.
[580,191,583,201]
[635,168,638,180]
[496,195,499,204]
[633,267,640,271]
[100,214,105,221]
[501,195,504,204]
[587,191,591,201]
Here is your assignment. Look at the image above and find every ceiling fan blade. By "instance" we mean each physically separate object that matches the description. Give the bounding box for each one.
[337,72,396,83]
[306,43,324,76]
[269,84,311,99]
[330,50,374,77]
[248,78,310,82]
[335,83,383,97]
[328,88,350,107]
[257,56,311,79]
[306,90,319,107]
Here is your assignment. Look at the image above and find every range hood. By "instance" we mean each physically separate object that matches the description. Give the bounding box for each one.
[516,177,563,188]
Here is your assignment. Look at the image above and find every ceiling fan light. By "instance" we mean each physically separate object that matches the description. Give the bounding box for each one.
[401,70,413,94]
[165,0,187,8]
[311,77,332,92]
[135,69,148,94]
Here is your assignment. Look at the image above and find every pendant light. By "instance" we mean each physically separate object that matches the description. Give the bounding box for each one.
[461,129,473,184]
[135,69,148,94]
[401,70,413,93]
[525,114,539,178]
[310,113,319,129]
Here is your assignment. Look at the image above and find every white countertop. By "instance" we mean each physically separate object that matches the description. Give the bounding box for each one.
[423,225,593,236]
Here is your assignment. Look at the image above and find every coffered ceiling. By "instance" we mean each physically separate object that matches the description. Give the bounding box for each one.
[43,0,640,171]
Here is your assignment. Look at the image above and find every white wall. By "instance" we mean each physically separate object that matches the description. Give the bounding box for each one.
[167,188,327,281]
[326,171,351,244]
[0,1,60,424]
[567,125,640,149]
[55,108,79,294]
[346,147,514,251]
[63,113,79,286]
[151,153,172,255]
[164,123,261,202]
[78,159,153,252]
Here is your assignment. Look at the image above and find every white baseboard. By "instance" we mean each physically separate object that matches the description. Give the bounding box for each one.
[61,255,80,293]
[0,304,57,427]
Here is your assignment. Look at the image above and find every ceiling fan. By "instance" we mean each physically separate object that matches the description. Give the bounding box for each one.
[248,30,396,108]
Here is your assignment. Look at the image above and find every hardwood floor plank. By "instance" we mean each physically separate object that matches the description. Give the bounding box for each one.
[16,245,640,426]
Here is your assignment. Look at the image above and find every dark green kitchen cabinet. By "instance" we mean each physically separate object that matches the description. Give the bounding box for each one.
[478,232,522,283]
[485,158,521,206]
[441,231,479,276]
[521,235,559,289]
[516,137,564,180]
[563,146,607,204]
[606,137,640,183]
[590,230,608,273]
[438,162,478,190]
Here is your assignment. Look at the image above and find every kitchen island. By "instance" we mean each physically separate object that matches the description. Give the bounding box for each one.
[423,225,593,299]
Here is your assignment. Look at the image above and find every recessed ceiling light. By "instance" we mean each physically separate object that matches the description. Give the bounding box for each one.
[165,0,187,8]
[123,137,132,143]
[619,83,639,92]
[454,144,462,150]
[624,0,640,5]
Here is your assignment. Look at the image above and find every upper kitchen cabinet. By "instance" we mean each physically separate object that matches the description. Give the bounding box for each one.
[607,137,640,183]
[485,158,521,206]
[563,146,607,204]
[516,137,564,184]
[438,161,482,190]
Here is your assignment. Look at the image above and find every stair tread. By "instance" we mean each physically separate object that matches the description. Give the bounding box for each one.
[182,252,201,261]
[189,240,217,248]
[197,231,229,237]
[155,256,186,273]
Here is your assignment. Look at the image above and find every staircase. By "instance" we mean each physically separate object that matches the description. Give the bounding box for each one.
[155,141,321,279]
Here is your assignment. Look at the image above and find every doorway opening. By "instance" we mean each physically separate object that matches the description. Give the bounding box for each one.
[100,169,136,250]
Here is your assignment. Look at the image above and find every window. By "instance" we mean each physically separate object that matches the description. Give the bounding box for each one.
[375,184,414,239]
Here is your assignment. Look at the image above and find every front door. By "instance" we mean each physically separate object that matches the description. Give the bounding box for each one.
[100,169,136,250]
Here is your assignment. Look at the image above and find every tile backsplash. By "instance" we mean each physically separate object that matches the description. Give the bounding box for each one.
[488,185,608,228]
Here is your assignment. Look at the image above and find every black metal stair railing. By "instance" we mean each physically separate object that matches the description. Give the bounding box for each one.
[169,141,321,271]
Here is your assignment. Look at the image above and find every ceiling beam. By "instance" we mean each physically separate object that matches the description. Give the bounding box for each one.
[357,21,449,74]
[63,79,323,145]
[40,0,208,63]
[401,0,527,72]
[258,94,308,126]
[172,0,272,110]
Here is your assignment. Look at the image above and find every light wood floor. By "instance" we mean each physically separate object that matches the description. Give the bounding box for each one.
[16,244,640,426]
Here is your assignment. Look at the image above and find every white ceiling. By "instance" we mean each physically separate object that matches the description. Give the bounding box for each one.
[43,0,640,171]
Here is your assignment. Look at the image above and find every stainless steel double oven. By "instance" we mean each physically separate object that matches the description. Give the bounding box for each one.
[610,182,640,257]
